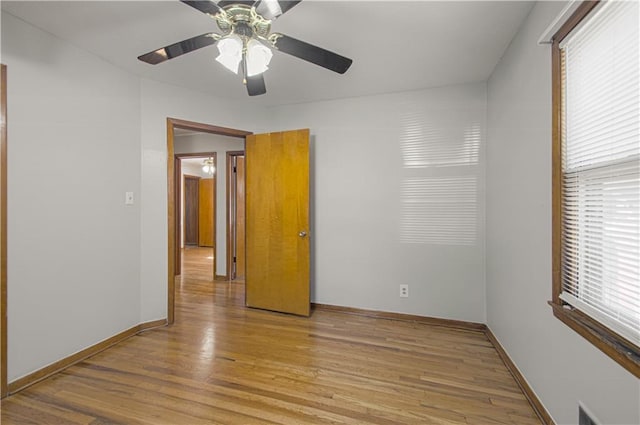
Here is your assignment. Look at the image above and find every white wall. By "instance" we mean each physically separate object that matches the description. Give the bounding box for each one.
[175,133,244,274]
[486,2,640,424]
[270,83,486,323]
[140,79,268,322]
[7,8,635,423]
[2,13,141,381]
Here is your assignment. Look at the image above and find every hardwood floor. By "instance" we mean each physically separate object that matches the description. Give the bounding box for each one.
[1,248,540,424]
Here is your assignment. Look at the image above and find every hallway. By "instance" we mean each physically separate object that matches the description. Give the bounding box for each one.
[177,245,245,309]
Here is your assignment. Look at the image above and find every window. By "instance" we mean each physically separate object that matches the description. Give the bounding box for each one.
[551,0,639,377]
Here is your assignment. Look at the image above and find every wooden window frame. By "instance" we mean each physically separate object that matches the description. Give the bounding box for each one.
[550,0,640,378]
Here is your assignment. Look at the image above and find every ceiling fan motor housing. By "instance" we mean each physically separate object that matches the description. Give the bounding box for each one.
[216,5,272,41]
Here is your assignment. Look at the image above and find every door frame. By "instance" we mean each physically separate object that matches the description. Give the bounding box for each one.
[166,118,251,324]
[1,64,7,398]
[226,151,245,280]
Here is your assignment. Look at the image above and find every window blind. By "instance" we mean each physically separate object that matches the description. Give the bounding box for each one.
[559,0,640,346]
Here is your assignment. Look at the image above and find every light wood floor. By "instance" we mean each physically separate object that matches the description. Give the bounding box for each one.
[1,247,540,424]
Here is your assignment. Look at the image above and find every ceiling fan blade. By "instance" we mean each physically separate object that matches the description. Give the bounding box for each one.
[246,74,267,96]
[217,0,255,7]
[138,33,218,65]
[272,34,352,74]
[255,0,302,20]
[180,0,223,17]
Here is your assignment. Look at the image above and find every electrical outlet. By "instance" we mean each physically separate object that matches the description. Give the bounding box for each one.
[399,284,409,298]
[125,192,134,205]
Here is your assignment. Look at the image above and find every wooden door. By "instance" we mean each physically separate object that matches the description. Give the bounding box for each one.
[198,178,215,247]
[184,176,199,246]
[245,129,310,316]
[235,156,246,279]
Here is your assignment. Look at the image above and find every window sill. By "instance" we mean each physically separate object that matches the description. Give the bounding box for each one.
[549,301,640,378]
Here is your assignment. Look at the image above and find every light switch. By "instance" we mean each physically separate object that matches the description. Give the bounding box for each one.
[125,192,134,205]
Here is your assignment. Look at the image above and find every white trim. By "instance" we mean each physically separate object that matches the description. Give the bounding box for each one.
[538,0,582,44]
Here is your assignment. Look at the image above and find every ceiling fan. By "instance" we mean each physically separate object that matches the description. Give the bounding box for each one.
[138,0,353,96]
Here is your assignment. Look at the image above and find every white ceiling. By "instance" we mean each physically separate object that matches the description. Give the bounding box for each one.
[1,1,534,106]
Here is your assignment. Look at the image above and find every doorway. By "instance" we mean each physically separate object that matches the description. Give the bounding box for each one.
[166,118,251,324]
[168,121,311,322]
[175,153,217,281]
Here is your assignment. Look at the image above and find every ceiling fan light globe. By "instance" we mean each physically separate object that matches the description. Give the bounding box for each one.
[246,39,273,77]
[262,0,283,18]
[216,35,243,74]
[216,54,241,74]
[202,156,215,175]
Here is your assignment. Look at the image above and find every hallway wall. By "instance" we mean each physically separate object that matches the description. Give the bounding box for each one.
[174,133,245,276]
